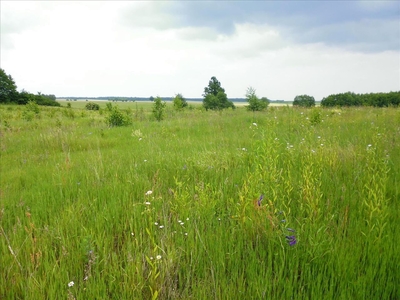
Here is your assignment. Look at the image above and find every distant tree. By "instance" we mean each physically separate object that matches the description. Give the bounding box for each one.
[245,87,269,111]
[0,68,18,103]
[173,93,188,111]
[293,95,315,107]
[152,96,166,121]
[149,96,154,102]
[203,76,235,111]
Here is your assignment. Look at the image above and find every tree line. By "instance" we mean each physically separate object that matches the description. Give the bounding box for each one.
[0,69,59,106]
[320,91,399,107]
[1,68,398,110]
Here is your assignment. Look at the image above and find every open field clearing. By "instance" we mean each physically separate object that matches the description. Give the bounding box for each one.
[56,99,291,109]
[0,104,399,299]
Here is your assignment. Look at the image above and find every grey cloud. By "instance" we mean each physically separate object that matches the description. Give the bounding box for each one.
[119,1,399,53]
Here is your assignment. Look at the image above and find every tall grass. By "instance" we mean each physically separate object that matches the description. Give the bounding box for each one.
[0,103,399,299]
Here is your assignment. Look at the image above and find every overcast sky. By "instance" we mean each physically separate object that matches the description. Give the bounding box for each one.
[1,1,399,100]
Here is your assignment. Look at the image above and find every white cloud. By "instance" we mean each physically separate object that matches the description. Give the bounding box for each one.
[1,1,398,100]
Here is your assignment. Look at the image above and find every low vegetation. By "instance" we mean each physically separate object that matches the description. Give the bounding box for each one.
[0,102,399,299]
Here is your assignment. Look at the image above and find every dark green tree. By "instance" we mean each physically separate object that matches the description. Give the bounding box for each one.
[203,76,235,110]
[293,95,315,107]
[245,87,269,111]
[0,68,18,103]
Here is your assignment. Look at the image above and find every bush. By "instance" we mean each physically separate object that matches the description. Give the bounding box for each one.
[85,102,100,111]
[152,96,166,121]
[25,100,40,114]
[105,104,131,127]
[310,109,322,125]
[173,94,188,111]
[245,87,269,111]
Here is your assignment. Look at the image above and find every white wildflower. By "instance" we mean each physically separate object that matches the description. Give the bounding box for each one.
[68,281,74,287]
[145,190,153,196]
[156,255,162,260]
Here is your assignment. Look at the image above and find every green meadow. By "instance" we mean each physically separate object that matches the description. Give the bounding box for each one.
[0,102,399,299]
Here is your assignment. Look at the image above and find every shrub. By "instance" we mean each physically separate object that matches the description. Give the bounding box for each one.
[85,102,100,111]
[310,108,322,125]
[173,94,188,111]
[105,104,131,127]
[152,96,166,121]
[25,100,40,114]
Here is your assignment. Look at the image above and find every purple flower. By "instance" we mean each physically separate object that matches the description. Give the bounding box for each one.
[285,235,297,246]
[257,194,264,206]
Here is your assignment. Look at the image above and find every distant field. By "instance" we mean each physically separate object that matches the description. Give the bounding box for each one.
[56,99,291,108]
[0,104,398,299]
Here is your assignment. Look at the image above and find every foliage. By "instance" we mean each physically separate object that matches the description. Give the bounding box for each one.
[293,94,315,107]
[321,91,400,107]
[0,69,59,106]
[34,93,60,107]
[202,76,235,110]
[245,86,269,111]
[21,101,40,121]
[85,102,100,111]
[25,100,40,114]
[105,104,131,127]
[152,96,167,121]
[309,108,322,125]
[0,68,19,103]
[173,93,188,111]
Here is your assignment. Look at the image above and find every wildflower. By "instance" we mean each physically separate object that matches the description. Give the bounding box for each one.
[68,281,74,287]
[186,218,189,221]
[252,123,257,126]
[145,202,151,205]
[257,194,264,206]
[285,235,297,246]
[154,222,158,226]
[156,255,162,260]
[145,190,153,196]
[159,225,164,229]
